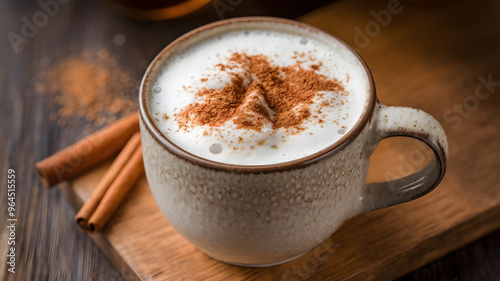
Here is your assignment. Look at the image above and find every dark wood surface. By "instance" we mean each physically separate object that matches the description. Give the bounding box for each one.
[1,0,499,280]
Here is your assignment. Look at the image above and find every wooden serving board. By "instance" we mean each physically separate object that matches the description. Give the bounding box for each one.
[59,0,500,280]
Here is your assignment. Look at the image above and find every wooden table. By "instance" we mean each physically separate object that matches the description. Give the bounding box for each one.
[1,0,499,280]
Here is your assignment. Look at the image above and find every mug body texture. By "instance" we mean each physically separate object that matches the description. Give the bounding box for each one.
[139,17,448,267]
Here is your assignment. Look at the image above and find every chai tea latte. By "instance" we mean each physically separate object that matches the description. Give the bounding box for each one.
[149,29,369,165]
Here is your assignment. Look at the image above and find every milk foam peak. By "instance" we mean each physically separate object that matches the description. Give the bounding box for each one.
[149,29,369,165]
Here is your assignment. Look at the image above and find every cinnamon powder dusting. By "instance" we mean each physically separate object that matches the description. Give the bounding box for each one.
[175,52,345,132]
[34,49,137,129]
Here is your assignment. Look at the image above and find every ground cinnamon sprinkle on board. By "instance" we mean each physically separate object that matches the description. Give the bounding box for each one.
[175,52,345,133]
[34,49,137,129]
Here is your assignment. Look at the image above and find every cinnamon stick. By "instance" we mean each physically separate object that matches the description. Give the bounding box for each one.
[87,144,144,233]
[35,112,139,188]
[75,132,141,231]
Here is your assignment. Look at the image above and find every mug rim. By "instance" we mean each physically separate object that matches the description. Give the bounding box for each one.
[139,16,377,173]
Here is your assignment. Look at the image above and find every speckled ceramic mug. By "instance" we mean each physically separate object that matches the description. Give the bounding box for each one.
[139,17,448,267]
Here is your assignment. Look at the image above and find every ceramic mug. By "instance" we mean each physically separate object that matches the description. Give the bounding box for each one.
[139,17,448,267]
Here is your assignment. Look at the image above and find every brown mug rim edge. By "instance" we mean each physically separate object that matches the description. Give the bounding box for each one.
[138,16,377,173]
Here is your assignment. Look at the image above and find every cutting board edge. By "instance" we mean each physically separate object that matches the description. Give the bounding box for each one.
[347,204,500,280]
[58,183,143,281]
[59,181,500,281]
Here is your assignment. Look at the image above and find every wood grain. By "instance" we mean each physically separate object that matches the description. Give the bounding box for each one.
[1,0,499,280]
[0,1,332,281]
[51,0,500,280]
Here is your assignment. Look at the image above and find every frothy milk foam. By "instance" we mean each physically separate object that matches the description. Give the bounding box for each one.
[149,29,369,165]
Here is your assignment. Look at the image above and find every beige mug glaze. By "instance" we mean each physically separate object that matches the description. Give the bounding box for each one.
[139,17,448,267]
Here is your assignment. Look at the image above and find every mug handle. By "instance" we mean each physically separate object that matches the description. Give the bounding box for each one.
[359,103,449,213]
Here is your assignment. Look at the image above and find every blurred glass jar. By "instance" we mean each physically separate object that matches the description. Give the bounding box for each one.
[101,0,213,21]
